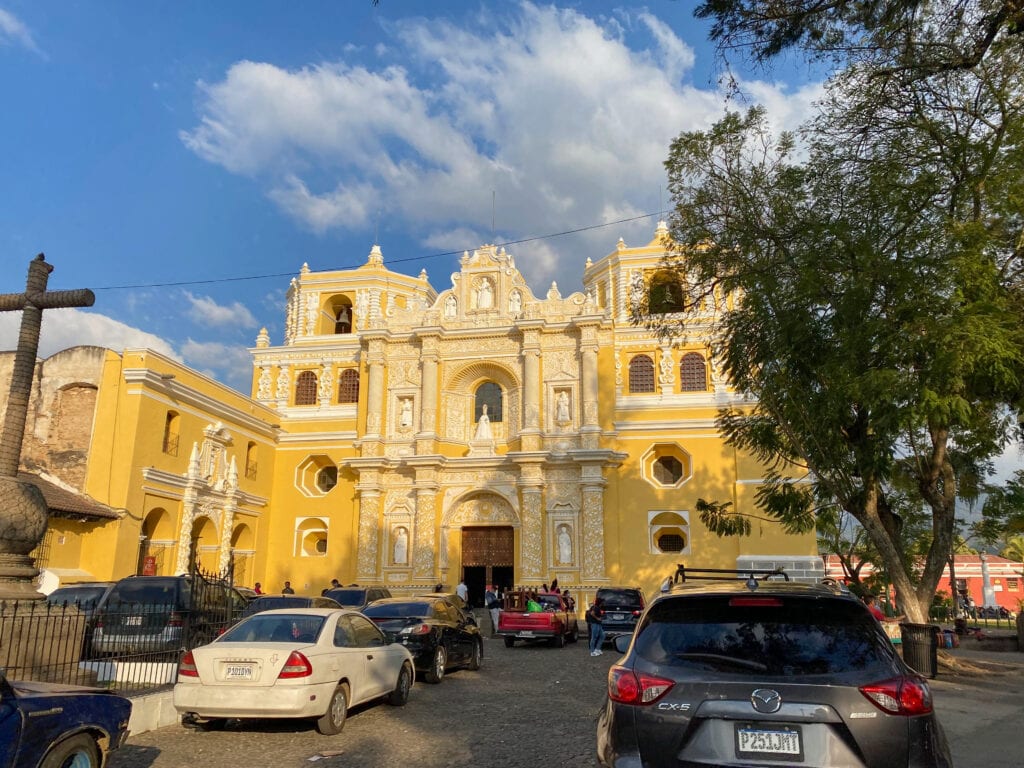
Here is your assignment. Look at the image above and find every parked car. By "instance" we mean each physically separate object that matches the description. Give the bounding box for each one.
[45,582,114,616]
[46,582,115,658]
[241,594,341,618]
[362,596,483,683]
[173,608,414,734]
[597,565,952,768]
[91,574,249,654]
[322,585,392,610]
[593,586,645,643]
[496,590,580,648]
[0,667,131,768]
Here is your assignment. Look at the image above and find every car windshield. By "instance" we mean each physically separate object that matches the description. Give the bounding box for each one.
[242,597,312,616]
[47,586,108,609]
[634,596,892,676]
[325,589,368,607]
[105,581,180,606]
[363,602,431,619]
[220,614,326,643]
[599,590,642,608]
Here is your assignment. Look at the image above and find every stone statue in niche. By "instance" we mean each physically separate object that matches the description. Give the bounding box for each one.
[476,277,493,309]
[399,397,413,428]
[557,524,573,564]
[393,527,409,564]
[474,404,493,440]
[445,294,457,317]
[556,390,571,423]
[509,289,522,314]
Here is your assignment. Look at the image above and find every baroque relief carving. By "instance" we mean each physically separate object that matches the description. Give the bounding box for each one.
[520,490,543,578]
[413,491,436,578]
[581,487,607,579]
[356,492,381,578]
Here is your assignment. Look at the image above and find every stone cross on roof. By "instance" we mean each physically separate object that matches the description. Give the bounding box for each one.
[0,254,94,600]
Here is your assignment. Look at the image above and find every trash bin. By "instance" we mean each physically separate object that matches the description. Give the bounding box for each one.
[900,623,940,678]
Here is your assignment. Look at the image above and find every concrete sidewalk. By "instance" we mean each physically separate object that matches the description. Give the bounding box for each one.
[931,647,1024,768]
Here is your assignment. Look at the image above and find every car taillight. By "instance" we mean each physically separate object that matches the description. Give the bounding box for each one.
[168,611,184,627]
[631,610,642,617]
[178,651,198,678]
[401,624,432,635]
[278,651,313,679]
[860,676,933,715]
[607,666,674,705]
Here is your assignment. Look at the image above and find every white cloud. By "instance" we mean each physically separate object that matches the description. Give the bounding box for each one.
[0,9,43,55]
[185,292,258,328]
[0,309,179,360]
[179,339,254,392]
[180,2,821,294]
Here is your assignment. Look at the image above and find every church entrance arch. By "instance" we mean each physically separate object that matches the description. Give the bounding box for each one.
[444,491,518,607]
[461,527,514,609]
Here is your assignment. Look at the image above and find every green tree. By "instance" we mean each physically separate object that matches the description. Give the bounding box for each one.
[657,7,1024,619]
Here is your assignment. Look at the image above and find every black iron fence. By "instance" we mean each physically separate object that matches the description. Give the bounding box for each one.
[0,566,241,697]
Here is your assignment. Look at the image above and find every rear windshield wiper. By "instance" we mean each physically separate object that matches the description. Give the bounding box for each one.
[672,652,768,672]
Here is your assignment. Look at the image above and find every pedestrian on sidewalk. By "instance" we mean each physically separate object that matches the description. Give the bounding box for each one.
[587,597,605,656]
[485,584,501,636]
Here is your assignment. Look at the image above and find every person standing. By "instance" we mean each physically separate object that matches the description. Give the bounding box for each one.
[485,584,500,637]
[863,593,886,621]
[587,597,606,656]
[282,581,295,594]
[253,582,263,595]
[456,578,469,605]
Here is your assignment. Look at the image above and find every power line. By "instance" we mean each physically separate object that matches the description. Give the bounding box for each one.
[94,210,668,292]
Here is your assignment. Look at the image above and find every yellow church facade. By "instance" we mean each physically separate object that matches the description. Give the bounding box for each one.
[13,223,822,606]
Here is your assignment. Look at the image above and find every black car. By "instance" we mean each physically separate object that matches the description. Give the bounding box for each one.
[362,596,482,683]
[45,582,114,615]
[323,585,392,611]
[597,565,952,768]
[593,586,645,642]
[91,574,249,654]
[241,593,342,618]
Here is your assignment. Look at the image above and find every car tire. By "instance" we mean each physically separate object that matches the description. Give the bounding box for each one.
[424,645,447,684]
[503,636,515,648]
[41,733,100,768]
[551,631,566,648]
[387,663,413,706]
[316,684,349,735]
[568,622,579,643]
[466,639,482,671]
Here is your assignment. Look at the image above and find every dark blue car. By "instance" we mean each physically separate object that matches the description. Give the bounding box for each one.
[0,670,131,768]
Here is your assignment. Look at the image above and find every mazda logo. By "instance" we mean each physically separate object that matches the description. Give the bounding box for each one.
[750,688,782,714]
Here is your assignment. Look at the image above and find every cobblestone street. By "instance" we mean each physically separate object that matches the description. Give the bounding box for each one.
[108,629,613,768]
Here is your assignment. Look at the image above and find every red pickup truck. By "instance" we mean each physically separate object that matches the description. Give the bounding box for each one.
[496,591,580,648]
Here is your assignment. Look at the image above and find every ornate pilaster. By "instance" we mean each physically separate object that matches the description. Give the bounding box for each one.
[275,363,291,408]
[523,348,541,429]
[520,488,543,580]
[581,482,607,580]
[174,485,199,574]
[218,498,238,573]
[413,486,437,579]
[356,488,382,580]
[365,341,385,437]
[417,335,439,449]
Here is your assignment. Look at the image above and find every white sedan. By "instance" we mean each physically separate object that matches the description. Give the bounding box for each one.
[173,608,414,734]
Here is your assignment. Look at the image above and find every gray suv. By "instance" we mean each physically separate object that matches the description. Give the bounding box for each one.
[597,565,952,767]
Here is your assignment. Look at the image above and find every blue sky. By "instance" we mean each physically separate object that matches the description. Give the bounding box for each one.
[1,1,825,393]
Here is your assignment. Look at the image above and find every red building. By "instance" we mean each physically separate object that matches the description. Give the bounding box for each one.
[822,554,1023,614]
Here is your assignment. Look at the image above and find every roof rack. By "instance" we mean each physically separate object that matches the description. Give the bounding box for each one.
[667,564,789,587]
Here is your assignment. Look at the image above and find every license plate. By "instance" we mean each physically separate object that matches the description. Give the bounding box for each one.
[519,630,534,636]
[224,664,254,679]
[125,615,143,626]
[736,724,802,758]
[611,613,625,620]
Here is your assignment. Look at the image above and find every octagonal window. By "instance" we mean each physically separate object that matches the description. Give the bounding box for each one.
[317,466,338,493]
[653,456,683,485]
